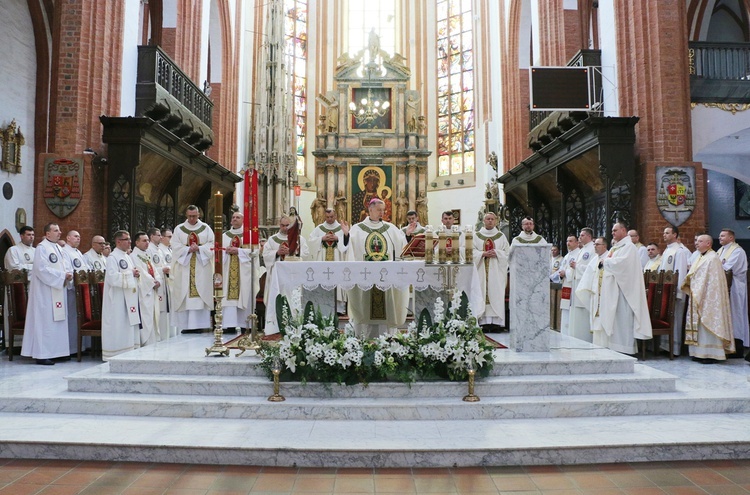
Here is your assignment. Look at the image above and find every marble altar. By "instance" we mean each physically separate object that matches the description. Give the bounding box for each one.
[509,244,551,352]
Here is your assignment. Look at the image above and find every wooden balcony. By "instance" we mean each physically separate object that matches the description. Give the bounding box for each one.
[136,45,214,151]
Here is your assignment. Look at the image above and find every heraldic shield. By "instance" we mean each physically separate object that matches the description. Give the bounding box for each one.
[655,166,696,227]
[43,155,84,218]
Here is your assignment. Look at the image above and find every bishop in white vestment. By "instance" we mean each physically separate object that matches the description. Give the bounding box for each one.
[102,231,141,360]
[473,212,509,329]
[21,224,71,364]
[682,235,735,361]
[131,233,162,346]
[222,212,259,331]
[345,199,408,339]
[171,206,215,332]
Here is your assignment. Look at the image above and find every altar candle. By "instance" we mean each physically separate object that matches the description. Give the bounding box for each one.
[214,190,223,268]
[464,228,473,264]
[425,226,434,263]
[438,230,447,264]
[451,231,460,264]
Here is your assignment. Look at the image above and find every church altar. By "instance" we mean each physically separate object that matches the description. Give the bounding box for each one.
[264,261,482,334]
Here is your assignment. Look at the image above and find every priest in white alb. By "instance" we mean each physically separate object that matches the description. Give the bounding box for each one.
[102,231,141,360]
[171,205,215,333]
[4,226,35,351]
[21,223,72,365]
[717,228,749,357]
[473,212,509,332]
[594,222,652,354]
[575,237,608,338]
[147,228,174,340]
[308,208,349,308]
[682,234,735,362]
[84,235,107,272]
[659,225,690,355]
[558,235,580,335]
[567,228,596,342]
[222,211,259,333]
[344,198,408,339]
[130,232,161,346]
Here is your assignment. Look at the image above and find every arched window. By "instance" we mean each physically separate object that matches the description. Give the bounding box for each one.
[284,0,308,176]
[437,0,474,177]
[346,1,397,57]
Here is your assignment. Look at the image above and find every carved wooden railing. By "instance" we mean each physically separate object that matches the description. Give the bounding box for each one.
[689,41,750,103]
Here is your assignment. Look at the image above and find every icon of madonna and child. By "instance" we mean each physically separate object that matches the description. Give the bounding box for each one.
[351,166,393,224]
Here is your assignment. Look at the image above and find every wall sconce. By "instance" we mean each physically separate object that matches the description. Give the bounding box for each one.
[431,182,437,188]
[457,179,464,185]
[443,180,451,186]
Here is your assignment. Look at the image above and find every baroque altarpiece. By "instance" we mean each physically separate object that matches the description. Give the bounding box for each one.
[313,39,432,228]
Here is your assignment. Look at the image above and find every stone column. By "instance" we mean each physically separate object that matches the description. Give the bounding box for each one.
[509,244,550,352]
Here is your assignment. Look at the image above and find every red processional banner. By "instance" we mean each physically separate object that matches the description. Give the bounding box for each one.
[243,169,260,246]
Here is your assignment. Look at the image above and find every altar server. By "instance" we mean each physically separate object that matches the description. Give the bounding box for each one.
[147,228,175,340]
[4,226,34,350]
[567,227,595,343]
[102,230,141,360]
[131,232,161,345]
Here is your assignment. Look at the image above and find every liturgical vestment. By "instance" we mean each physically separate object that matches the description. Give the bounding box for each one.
[102,247,141,360]
[473,227,510,326]
[346,218,408,339]
[21,239,69,360]
[171,220,215,330]
[222,228,258,329]
[682,250,735,360]
[131,246,162,345]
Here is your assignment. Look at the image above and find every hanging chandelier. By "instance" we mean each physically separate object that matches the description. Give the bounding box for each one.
[349,88,390,125]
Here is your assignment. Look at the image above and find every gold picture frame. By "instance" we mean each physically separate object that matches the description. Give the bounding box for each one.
[1,119,24,173]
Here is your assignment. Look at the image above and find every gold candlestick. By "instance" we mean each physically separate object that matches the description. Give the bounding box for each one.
[268,358,285,402]
[235,314,261,357]
[462,365,480,402]
[206,191,229,357]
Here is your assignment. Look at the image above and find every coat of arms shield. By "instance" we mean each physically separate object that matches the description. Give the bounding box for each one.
[43,156,84,218]
[655,166,696,226]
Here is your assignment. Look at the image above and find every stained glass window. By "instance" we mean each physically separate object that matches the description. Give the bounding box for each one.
[284,0,307,176]
[347,0,396,58]
[437,0,474,176]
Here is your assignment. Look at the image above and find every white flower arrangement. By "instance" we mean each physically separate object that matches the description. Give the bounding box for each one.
[260,290,495,384]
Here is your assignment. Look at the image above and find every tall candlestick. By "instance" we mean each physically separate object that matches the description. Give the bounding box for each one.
[213,191,223,283]
[464,227,473,264]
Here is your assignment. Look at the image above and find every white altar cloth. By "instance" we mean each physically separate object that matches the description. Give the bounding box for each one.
[265,261,482,334]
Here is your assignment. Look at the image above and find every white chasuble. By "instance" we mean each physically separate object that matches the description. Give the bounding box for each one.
[171,221,215,330]
[473,228,510,326]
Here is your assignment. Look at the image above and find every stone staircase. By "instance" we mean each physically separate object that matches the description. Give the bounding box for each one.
[0,332,749,467]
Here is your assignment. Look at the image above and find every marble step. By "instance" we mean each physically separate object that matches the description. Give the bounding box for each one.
[107,349,636,377]
[2,387,747,421]
[2,412,750,467]
[65,364,675,398]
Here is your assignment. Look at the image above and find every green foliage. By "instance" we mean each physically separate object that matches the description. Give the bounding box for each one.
[259,290,495,385]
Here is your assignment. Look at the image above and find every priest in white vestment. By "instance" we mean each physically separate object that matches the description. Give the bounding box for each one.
[308,208,349,307]
[344,198,408,339]
[263,215,310,310]
[644,243,662,273]
[592,223,652,354]
[549,245,563,283]
[510,217,548,250]
[131,232,161,345]
[84,235,107,272]
[567,228,595,342]
[401,210,425,242]
[21,223,72,365]
[222,212,259,332]
[147,228,173,340]
[4,226,34,350]
[473,212,509,331]
[628,229,649,268]
[682,234,735,362]
[659,225,691,355]
[558,235,580,335]
[157,229,178,338]
[102,231,141,360]
[437,210,466,261]
[575,237,609,342]
[717,228,749,355]
[171,205,215,332]
[62,230,88,354]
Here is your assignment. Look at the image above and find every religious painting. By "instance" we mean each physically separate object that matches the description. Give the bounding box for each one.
[349,164,394,224]
[43,155,84,218]
[655,166,696,227]
[452,209,461,226]
[735,178,750,219]
[350,87,392,130]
